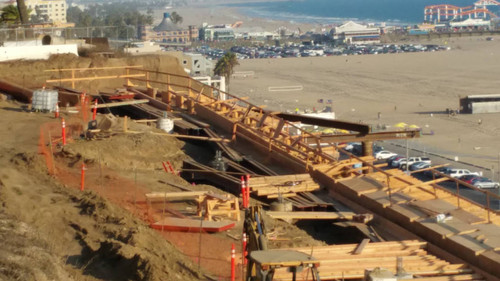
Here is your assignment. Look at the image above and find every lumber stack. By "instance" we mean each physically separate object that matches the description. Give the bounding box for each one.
[249,174,320,199]
[145,191,240,223]
[272,240,482,280]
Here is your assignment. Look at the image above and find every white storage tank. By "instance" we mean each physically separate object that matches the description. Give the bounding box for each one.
[157,117,174,133]
[32,89,58,112]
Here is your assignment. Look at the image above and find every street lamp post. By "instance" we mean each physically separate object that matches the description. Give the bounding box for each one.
[497,152,500,181]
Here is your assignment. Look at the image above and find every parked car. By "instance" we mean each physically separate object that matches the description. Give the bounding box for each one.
[373,145,384,154]
[387,155,404,166]
[399,157,431,170]
[458,174,482,185]
[424,167,452,178]
[391,157,407,168]
[375,150,397,160]
[409,162,430,171]
[449,169,480,179]
[471,177,500,189]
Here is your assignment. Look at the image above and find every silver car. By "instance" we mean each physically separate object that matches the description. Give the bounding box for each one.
[471,178,500,189]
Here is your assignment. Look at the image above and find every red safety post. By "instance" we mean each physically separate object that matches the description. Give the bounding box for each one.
[161,161,168,173]
[92,99,98,120]
[167,161,176,175]
[242,232,247,265]
[61,118,66,146]
[55,104,59,118]
[241,176,247,208]
[245,174,251,207]
[230,243,236,281]
[80,163,86,191]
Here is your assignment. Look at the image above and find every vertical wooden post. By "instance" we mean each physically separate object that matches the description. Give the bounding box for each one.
[123,116,128,132]
[71,70,75,89]
[387,175,393,207]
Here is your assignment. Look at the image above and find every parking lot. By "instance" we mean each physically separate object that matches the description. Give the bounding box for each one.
[194,43,450,60]
[342,141,500,210]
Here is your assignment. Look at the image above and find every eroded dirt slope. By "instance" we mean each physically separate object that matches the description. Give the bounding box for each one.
[0,100,200,281]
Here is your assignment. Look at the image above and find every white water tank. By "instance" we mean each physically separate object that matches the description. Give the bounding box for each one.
[32,89,58,112]
[157,117,174,133]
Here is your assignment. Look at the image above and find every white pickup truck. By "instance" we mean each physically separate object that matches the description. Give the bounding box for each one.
[449,169,480,179]
[398,157,431,170]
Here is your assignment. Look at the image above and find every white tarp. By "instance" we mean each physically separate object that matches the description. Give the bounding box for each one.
[0,44,78,62]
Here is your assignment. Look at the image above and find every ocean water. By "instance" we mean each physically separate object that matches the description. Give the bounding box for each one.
[223,0,487,25]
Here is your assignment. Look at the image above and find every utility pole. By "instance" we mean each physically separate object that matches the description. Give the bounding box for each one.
[405,138,409,173]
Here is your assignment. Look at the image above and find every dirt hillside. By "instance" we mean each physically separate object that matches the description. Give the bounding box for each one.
[0,53,187,92]
[0,99,200,281]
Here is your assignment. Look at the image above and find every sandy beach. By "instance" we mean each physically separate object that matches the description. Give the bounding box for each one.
[156,3,500,176]
[226,37,500,174]
[157,1,321,33]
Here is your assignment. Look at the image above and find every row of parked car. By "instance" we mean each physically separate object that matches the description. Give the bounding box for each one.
[373,150,499,189]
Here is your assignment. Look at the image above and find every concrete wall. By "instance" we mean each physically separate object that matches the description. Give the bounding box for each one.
[0,44,78,62]
[472,101,500,114]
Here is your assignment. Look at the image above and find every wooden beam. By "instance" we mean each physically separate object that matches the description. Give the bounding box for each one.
[44,65,143,72]
[151,132,231,142]
[267,211,356,220]
[146,191,207,200]
[46,74,145,83]
[91,99,149,108]
[353,239,370,255]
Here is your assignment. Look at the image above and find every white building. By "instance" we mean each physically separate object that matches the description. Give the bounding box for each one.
[449,18,491,30]
[25,0,67,24]
[331,21,380,45]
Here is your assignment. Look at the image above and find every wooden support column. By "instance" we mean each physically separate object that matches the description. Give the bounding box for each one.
[232,123,238,141]
[187,79,193,97]
[273,119,285,139]
[257,112,270,128]
[240,105,253,124]
[187,99,195,114]
[146,87,157,99]
[362,140,373,174]
[176,95,186,109]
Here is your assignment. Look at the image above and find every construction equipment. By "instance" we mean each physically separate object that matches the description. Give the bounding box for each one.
[247,250,320,281]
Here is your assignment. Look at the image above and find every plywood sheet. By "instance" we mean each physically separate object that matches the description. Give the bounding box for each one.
[389,204,427,221]
[419,218,479,239]
[341,177,385,195]
[410,199,458,216]
[447,235,491,255]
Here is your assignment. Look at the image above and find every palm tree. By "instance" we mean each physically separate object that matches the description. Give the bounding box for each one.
[214,52,239,89]
[16,0,29,24]
[170,11,183,25]
[1,5,21,24]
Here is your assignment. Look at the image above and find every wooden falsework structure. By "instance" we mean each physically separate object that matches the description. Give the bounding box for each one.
[48,67,500,279]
